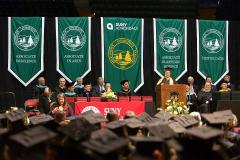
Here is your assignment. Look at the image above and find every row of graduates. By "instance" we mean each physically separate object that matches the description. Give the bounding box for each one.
[156,67,233,113]
[33,76,135,115]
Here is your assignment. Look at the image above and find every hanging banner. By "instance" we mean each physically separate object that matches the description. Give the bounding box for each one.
[153,18,187,80]
[8,17,44,86]
[197,20,229,85]
[56,17,91,82]
[101,17,144,92]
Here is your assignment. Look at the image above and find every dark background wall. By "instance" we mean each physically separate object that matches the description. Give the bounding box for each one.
[0,17,240,107]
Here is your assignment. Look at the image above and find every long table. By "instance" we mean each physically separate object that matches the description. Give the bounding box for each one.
[75,101,145,119]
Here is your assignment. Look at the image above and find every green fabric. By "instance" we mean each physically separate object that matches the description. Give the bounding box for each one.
[56,17,91,82]
[8,17,44,86]
[197,20,229,85]
[154,18,187,80]
[102,17,144,92]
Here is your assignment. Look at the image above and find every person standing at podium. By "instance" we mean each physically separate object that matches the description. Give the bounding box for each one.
[156,67,176,85]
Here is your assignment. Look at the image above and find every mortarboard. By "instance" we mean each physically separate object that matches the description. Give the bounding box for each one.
[82,113,108,125]
[105,120,127,137]
[81,129,128,155]
[5,108,27,122]
[146,122,176,139]
[10,126,57,148]
[201,113,229,125]
[137,112,155,123]
[154,111,175,122]
[29,114,54,125]
[168,121,187,134]
[173,115,199,128]
[186,126,224,140]
[58,118,93,141]
[124,117,145,129]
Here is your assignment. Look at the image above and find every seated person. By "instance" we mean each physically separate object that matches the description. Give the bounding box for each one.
[197,81,213,113]
[38,87,55,114]
[186,84,197,112]
[117,80,134,97]
[33,76,48,98]
[74,77,84,95]
[65,82,77,97]
[219,80,231,92]
[92,77,105,97]
[54,77,67,94]
[81,82,93,97]
[50,93,74,117]
[102,82,117,100]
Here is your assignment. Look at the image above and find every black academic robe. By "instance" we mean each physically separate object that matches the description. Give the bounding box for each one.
[81,91,93,98]
[197,90,212,113]
[33,85,48,98]
[117,89,134,96]
[54,86,67,94]
[38,94,55,114]
[92,85,105,97]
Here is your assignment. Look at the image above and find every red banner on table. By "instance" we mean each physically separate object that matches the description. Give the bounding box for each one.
[75,101,145,119]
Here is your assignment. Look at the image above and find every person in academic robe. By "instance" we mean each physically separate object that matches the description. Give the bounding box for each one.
[54,77,67,94]
[156,67,176,86]
[219,80,231,93]
[186,84,197,112]
[81,82,93,98]
[92,77,105,97]
[223,74,234,90]
[197,81,213,113]
[33,76,48,98]
[65,82,77,97]
[38,87,55,114]
[117,80,134,96]
[187,76,199,95]
[50,93,74,117]
[74,77,84,96]
[205,76,217,92]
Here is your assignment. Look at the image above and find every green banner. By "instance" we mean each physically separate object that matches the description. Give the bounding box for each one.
[153,18,187,80]
[197,20,229,85]
[101,17,144,92]
[8,17,44,86]
[56,17,91,82]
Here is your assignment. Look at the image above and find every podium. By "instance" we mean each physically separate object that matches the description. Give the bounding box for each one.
[156,84,186,109]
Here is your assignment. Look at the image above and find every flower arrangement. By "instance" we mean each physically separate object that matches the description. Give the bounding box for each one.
[165,100,189,115]
[101,89,118,102]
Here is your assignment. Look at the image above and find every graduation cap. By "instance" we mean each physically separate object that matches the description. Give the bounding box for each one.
[173,115,199,128]
[186,126,224,140]
[120,80,129,85]
[66,82,75,88]
[58,118,93,141]
[168,121,187,134]
[137,112,155,123]
[213,110,233,122]
[81,129,128,155]
[146,122,176,139]
[130,136,164,156]
[201,113,229,126]
[82,113,108,125]
[105,120,127,137]
[29,114,54,125]
[154,111,175,122]
[10,126,57,148]
[5,108,27,122]
[124,117,145,129]
[105,120,127,130]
